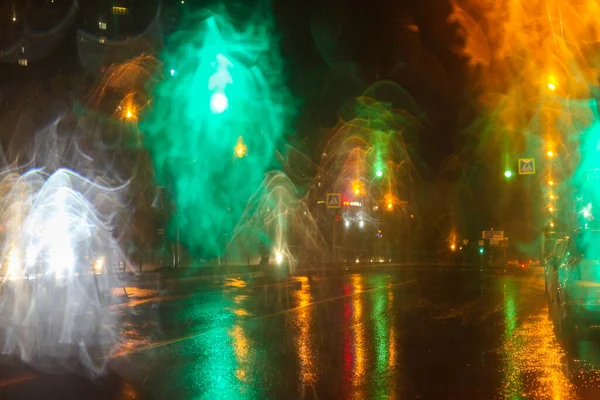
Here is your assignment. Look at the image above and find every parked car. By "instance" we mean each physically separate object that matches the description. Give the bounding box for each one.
[545,229,600,341]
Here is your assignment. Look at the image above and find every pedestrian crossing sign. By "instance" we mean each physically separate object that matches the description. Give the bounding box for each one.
[326,193,341,208]
[518,158,535,175]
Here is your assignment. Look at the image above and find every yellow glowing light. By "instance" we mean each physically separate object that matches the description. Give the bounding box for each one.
[354,188,360,195]
[548,207,554,212]
[546,150,554,157]
[547,82,556,91]
[450,244,456,251]
[549,194,555,199]
[126,110,133,119]
[548,180,554,186]
[550,222,555,228]
[12,16,16,22]
[234,136,248,158]
[387,202,393,211]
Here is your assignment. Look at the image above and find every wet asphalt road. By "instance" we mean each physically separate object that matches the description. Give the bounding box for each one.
[3,264,600,399]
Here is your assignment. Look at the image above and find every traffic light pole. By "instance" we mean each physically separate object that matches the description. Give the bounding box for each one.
[332,221,337,264]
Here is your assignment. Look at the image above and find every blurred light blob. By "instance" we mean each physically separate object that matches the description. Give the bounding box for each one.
[0,167,129,377]
[210,91,229,114]
[7,247,22,281]
[143,6,295,257]
[275,251,283,265]
[94,257,104,274]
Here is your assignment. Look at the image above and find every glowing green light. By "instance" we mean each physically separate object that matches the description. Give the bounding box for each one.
[376,169,383,177]
[504,170,513,178]
[479,247,484,254]
[142,7,294,257]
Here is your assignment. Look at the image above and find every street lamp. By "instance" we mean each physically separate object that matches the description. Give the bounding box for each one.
[234,136,247,158]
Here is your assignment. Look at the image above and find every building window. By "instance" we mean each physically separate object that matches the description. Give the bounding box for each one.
[99,37,106,44]
[18,59,27,66]
[99,21,107,30]
[112,6,128,16]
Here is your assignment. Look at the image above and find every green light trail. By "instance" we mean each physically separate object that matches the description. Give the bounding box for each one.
[142,4,294,256]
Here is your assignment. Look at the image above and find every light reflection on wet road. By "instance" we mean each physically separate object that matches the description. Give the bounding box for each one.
[7,266,600,398]
[107,266,600,399]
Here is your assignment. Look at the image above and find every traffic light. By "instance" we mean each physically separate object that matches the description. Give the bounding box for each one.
[479,247,484,254]
[504,170,513,178]
[210,92,229,114]
[375,169,383,178]
[208,54,232,114]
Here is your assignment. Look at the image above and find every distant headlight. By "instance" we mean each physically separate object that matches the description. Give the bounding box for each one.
[94,257,104,274]
[274,252,283,265]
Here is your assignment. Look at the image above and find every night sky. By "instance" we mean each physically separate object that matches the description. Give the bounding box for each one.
[274,0,469,172]
[0,0,469,176]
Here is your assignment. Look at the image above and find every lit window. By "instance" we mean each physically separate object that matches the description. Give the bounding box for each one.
[99,37,106,44]
[18,59,27,66]
[112,6,128,15]
[99,21,107,30]
[20,47,24,54]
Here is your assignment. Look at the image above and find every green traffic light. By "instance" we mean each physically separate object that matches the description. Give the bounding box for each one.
[479,247,484,254]
[504,170,513,178]
[376,169,383,178]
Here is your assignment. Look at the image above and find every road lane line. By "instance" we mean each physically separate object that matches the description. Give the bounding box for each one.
[110,271,457,358]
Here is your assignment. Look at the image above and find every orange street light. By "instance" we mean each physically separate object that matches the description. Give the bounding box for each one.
[234,136,247,158]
